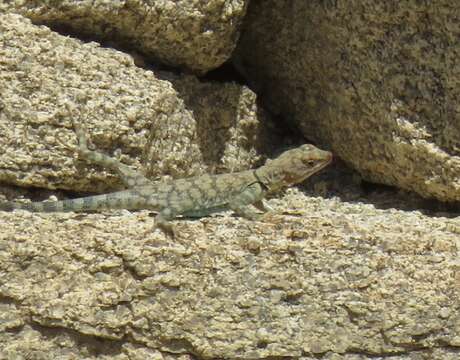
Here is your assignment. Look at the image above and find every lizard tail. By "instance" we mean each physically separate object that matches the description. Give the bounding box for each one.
[0,190,148,213]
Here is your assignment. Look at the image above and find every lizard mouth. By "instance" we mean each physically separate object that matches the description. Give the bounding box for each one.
[319,153,333,169]
[294,152,333,183]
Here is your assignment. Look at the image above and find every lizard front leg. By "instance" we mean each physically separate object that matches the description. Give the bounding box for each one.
[228,182,266,220]
[253,200,274,213]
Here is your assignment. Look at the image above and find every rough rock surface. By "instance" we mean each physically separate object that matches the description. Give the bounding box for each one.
[1,185,459,359]
[1,0,249,73]
[1,5,460,360]
[0,13,278,194]
[233,0,460,202]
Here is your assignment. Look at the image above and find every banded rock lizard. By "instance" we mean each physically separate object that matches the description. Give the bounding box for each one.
[0,124,332,235]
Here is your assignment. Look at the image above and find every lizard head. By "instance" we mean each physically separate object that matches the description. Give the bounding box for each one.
[256,144,332,192]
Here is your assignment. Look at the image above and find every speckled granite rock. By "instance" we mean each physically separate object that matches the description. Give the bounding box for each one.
[1,5,459,360]
[0,13,279,194]
[1,0,249,73]
[1,188,459,358]
[233,0,460,202]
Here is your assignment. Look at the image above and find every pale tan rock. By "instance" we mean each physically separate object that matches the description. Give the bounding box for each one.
[1,6,458,360]
[0,13,277,194]
[165,73,280,173]
[1,0,249,74]
[233,0,460,202]
[0,324,193,359]
[1,188,459,358]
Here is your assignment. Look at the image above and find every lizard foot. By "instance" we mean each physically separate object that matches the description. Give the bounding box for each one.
[154,219,176,238]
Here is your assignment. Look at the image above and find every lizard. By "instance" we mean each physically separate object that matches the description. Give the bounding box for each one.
[0,122,332,235]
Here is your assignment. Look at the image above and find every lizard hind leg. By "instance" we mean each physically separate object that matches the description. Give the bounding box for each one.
[152,210,177,238]
[71,119,153,189]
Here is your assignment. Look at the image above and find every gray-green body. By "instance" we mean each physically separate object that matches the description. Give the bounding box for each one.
[0,123,332,233]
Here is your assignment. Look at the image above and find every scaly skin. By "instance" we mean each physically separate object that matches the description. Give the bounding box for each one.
[0,123,332,234]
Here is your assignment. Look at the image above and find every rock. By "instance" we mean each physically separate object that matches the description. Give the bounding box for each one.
[1,0,250,73]
[1,188,459,358]
[1,5,459,360]
[0,13,279,194]
[233,0,460,201]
